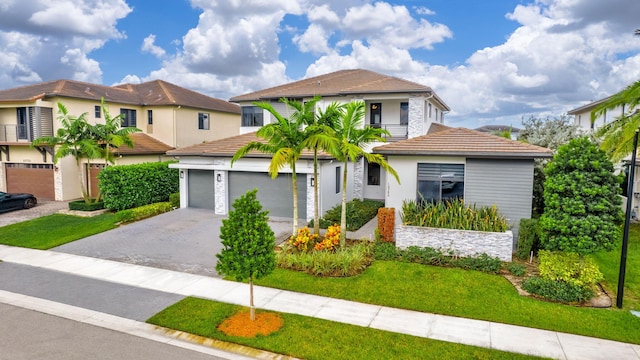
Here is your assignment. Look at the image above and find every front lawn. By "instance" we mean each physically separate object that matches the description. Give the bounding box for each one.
[0,213,118,249]
[148,297,540,360]
[255,260,640,344]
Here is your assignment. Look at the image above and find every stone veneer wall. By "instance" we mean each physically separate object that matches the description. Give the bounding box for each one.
[306,174,314,221]
[395,225,513,261]
[353,159,364,199]
[214,170,226,215]
[408,96,425,139]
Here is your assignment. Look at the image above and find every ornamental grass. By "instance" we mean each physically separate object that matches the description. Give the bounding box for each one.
[401,198,507,232]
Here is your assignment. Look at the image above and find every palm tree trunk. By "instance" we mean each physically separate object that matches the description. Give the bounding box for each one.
[313,149,320,235]
[291,163,298,236]
[78,159,89,203]
[249,275,255,321]
[340,160,348,247]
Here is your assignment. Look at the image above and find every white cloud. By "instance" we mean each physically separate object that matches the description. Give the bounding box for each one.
[415,7,435,16]
[142,34,167,58]
[293,24,332,54]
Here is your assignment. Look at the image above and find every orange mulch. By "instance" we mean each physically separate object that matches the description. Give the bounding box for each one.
[217,310,284,338]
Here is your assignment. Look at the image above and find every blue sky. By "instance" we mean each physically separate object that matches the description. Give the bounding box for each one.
[0,0,639,128]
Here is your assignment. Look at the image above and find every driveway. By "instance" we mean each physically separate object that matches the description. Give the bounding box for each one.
[54,208,294,277]
[0,200,69,227]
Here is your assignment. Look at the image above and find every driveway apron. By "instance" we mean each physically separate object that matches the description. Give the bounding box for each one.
[54,208,294,276]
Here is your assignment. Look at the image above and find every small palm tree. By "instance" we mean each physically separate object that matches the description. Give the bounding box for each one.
[32,102,102,202]
[328,101,400,246]
[592,80,640,162]
[232,98,307,235]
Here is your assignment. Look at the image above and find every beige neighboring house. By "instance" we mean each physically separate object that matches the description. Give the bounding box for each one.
[169,69,450,220]
[0,79,240,201]
[567,95,630,131]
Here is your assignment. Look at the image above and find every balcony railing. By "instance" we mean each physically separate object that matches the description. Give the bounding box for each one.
[378,124,408,141]
[0,124,29,142]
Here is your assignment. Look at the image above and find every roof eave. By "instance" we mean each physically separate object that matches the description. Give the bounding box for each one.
[374,150,553,159]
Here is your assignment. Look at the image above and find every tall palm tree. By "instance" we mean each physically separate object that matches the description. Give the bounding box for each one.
[592,80,640,162]
[328,101,400,246]
[32,102,102,203]
[302,100,343,235]
[231,98,307,235]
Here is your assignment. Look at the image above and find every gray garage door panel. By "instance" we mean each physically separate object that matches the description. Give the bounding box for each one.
[188,170,215,209]
[228,172,306,218]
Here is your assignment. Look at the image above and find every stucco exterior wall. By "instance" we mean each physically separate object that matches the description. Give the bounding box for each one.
[175,108,240,148]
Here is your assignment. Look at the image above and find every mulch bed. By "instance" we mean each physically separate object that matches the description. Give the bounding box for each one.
[218,310,284,338]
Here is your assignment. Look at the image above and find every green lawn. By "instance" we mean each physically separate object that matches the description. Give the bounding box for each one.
[0,213,118,249]
[255,260,640,344]
[148,297,543,360]
[593,223,640,310]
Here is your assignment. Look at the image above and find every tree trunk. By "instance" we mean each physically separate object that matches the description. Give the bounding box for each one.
[340,160,348,247]
[249,275,255,321]
[77,159,89,203]
[313,150,320,235]
[291,162,298,236]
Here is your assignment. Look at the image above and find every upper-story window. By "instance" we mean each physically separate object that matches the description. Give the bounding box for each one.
[242,106,263,127]
[198,112,210,130]
[120,109,137,127]
[435,108,439,120]
[147,110,153,125]
[370,103,381,127]
[94,105,101,118]
[400,102,408,125]
[428,103,432,118]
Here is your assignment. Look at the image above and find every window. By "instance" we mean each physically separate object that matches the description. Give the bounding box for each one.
[16,107,27,139]
[367,162,381,186]
[370,103,381,127]
[147,110,153,125]
[336,167,341,193]
[94,105,101,118]
[198,112,210,130]
[435,108,438,120]
[417,163,464,203]
[400,102,408,125]
[428,103,432,118]
[120,108,137,127]
[241,106,263,126]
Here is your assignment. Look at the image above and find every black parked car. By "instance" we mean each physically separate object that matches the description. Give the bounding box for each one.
[0,191,37,213]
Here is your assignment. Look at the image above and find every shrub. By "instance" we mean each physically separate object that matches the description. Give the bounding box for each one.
[289,227,321,253]
[169,192,180,208]
[373,241,396,260]
[276,242,373,277]
[451,253,502,274]
[516,218,540,260]
[508,263,527,277]
[540,137,623,255]
[537,250,603,288]
[314,224,340,251]
[401,199,507,232]
[309,199,384,231]
[521,276,594,303]
[68,200,105,211]
[377,207,395,242]
[116,202,173,224]
[99,161,179,211]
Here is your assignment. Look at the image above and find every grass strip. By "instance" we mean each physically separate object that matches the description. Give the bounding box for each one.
[148,297,542,360]
[0,213,118,249]
[255,261,640,344]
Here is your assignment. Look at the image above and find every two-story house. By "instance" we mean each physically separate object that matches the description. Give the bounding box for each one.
[0,79,240,201]
[168,69,451,220]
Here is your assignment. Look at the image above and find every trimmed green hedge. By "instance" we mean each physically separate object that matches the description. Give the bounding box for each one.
[68,200,105,211]
[98,161,178,211]
[169,192,180,208]
[116,202,173,223]
[308,199,384,231]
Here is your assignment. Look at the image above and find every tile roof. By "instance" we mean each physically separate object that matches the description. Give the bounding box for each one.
[230,69,450,111]
[373,127,552,159]
[426,122,452,134]
[114,133,174,156]
[0,79,240,114]
[167,132,334,159]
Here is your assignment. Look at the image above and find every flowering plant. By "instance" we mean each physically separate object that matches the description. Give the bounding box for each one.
[314,224,340,252]
[289,227,320,253]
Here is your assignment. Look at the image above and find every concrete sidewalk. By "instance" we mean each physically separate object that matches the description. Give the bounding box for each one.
[1,244,639,360]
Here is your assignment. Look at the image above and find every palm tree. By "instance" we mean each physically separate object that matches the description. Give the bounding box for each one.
[328,101,400,246]
[231,98,308,235]
[592,80,640,162]
[32,102,102,202]
[302,100,343,235]
[89,98,140,201]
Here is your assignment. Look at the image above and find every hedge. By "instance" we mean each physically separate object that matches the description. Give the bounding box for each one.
[98,161,179,211]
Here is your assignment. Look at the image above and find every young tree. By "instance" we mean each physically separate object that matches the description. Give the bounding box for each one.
[327,101,400,246]
[518,115,582,215]
[32,102,102,203]
[539,137,623,255]
[231,98,308,235]
[215,189,275,321]
[592,79,640,162]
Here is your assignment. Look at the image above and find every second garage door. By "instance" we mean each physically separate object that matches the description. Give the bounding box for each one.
[5,163,55,200]
[228,172,306,218]
[188,170,215,209]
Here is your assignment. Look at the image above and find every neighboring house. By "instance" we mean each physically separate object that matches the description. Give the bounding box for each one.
[0,79,240,200]
[373,126,553,241]
[169,69,451,220]
[567,95,630,131]
[474,125,521,140]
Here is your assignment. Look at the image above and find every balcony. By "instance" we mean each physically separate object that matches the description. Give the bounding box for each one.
[373,124,407,142]
[0,124,29,143]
